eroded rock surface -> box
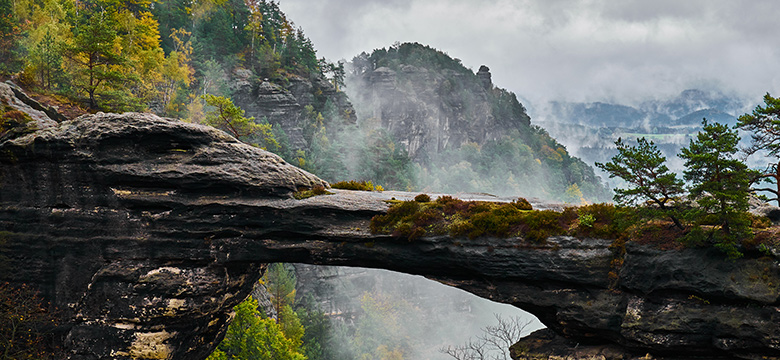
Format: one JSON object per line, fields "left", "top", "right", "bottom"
{"left": 0, "top": 111, "right": 778, "bottom": 360}
{"left": 346, "top": 63, "right": 531, "bottom": 162}
{"left": 231, "top": 70, "right": 356, "bottom": 151}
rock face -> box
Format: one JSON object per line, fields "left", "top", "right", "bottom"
{"left": 346, "top": 61, "right": 530, "bottom": 163}
{"left": 0, "top": 110, "right": 779, "bottom": 359}
{"left": 0, "top": 81, "right": 62, "bottom": 129}
{"left": 231, "top": 70, "right": 356, "bottom": 150}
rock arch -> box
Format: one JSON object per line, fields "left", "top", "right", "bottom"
{"left": 1, "top": 113, "right": 778, "bottom": 359}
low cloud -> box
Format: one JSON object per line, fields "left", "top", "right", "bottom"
{"left": 279, "top": 0, "right": 780, "bottom": 108}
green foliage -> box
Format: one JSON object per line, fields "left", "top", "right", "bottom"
{"left": 512, "top": 197, "right": 533, "bottom": 211}
{"left": 563, "top": 183, "right": 585, "bottom": 204}
{"left": 263, "top": 263, "right": 297, "bottom": 320}
{"left": 356, "top": 130, "right": 415, "bottom": 191}
{"left": 65, "top": 6, "right": 129, "bottom": 109}
{"left": 201, "top": 94, "right": 279, "bottom": 150}
{"left": 293, "top": 185, "right": 333, "bottom": 200}
{"left": 738, "top": 93, "right": 780, "bottom": 156}
{"left": 596, "top": 137, "right": 684, "bottom": 228}
{"left": 737, "top": 93, "right": 780, "bottom": 205}
{"left": 578, "top": 212, "right": 596, "bottom": 228}
{"left": 414, "top": 193, "right": 431, "bottom": 203}
{"left": 293, "top": 295, "right": 330, "bottom": 360}
{"left": 567, "top": 203, "right": 631, "bottom": 239}
{"left": 206, "top": 297, "right": 306, "bottom": 360}
{"left": 418, "top": 133, "right": 611, "bottom": 203}
{"left": 365, "top": 42, "right": 474, "bottom": 77}
{"left": 29, "top": 29, "right": 64, "bottom": 90}
{"left": 331, "top": 180, "right": 377, "bottom": 191}
{"left": 351, "top": 292, "right": 419, "bottom": 360}
{"left": 679, "top": 119, "right": 755, "bottom": 258}
{"left": 371, "top": 196, "right": 638, "bottom": 244}
{"left": 0, "top": 0, "right": 24, "bottom": 75}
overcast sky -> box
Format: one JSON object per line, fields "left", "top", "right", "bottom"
{"left": 277, "top": 0, "right": 780, "bottom": 109}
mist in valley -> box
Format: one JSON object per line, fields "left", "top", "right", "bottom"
{"left": 292, "top": 265, "right": 544, "bottom": 360}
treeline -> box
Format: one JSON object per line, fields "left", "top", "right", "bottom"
{"left": 0, "top": 0, "right": 337, "bottom": 114}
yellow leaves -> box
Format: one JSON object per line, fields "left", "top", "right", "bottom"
{"left": 564, "top": 183, "right": 587, "bottom": 205}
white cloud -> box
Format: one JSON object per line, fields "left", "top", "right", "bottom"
{"left": 278, "top": 0, "right": 780, "bottom": 106}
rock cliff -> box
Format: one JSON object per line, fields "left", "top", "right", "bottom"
{"left": 0, "top": 106, "right": 778, "bottom": 359}
{"left": 347, "top": 46, "right": 531, "bottom": 163}
{"left": 231, "top": 69, "right": 356, "bottom": 151}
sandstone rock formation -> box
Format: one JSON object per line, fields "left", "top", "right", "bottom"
{"left": 231, "top": 70, "right": 356, "bottom": 151}
{"left": 346, "top": 61, "right": 530, "bottom": 163}
{"left": 1, "top": 81, "right": 61, "bottom": 129}
{"left": 0, "top": 108, "right": 778, "bottom": 359}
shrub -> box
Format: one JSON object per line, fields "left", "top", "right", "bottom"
{"left": 331, "top": 180, "right": 375, "bottom": 191}
{"left": 518, "top": 210, "right": 564, "bottom": 243}
{"left": 293, "top": 185, "right": 333, "bottom": 199}
{"left": 414, "top": 193, "right": 431, "bottom": 203}
{"left": 749, "top": 213, "right": 772, "bottom": 229}
{"left": 512, "top": 197, "right": 533, "bottom": 210}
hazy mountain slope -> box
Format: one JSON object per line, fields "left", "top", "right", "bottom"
{"left": 346, "top": 42, "right": 611, "bottom": 202}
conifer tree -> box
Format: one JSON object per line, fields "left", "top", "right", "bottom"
{"left": 596, "top": 137, "right": 684, "bottom": 228}
{"left": 737, "top": 93, "right": 780, "bottom": 205}
{"left": 66, "top": 7, "right": 126, "bottom": 109}
{"left": 206, "top": 297, "right": 306, "bottom": 360}
{"left": 679, "top": 119, "right": 754, "bottom": 258}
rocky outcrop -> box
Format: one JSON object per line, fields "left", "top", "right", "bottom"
{"left": 1, "top": 81, "right": 62, "bottom": 128}
{"left": 231, "top": 69, "right": 356, "bottom": 150}
{"left": 346, "top": 60, "right": 531, "bottom": 162}
{"left": 476, "top": 65, "right": 492, "bottom": 90}
{"left": 0, "top": 110, "right": 778, "bottom": 359}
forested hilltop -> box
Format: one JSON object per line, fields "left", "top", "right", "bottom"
{"left": 347, "top": 43, "right": 611, "bottom": 202}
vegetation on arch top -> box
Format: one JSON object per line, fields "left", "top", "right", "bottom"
{"left": 594, "top": 115, "right": 780, "bottom": 259}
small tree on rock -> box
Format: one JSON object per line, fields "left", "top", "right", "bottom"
{"left": 596, "top": 137, "right": 685, "bottom": 229}
{"left": 737, "top": 93, "right": 780, "bottom": 205}
{"left": 679, "top": 119, "right": 755, "bottom": 258}
{"left": 201, "top": 94, "right": 279, "bottom": 151}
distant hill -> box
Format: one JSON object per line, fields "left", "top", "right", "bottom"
{"left": 346, "top": 42, "right": 611, "bottom": 202}
{"left": 536, "top": 89, "right": 751, "bottom": 180}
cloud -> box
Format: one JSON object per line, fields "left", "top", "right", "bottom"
{"left": 278, "top": 0, "right": 780, "bottom": 107}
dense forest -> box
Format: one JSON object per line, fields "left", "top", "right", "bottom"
{"left": 0, "top": 0, "right": 330, "bottom": 112}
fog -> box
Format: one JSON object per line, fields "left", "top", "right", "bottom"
{"left": 293, "top": 265, "right": 544, "bottom": 360}
{"left": 279, "top": 0, "right": 780, "bottom": 107}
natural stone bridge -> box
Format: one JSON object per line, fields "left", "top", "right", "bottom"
{"left": 1, "top": 111, "right": 778, "bottom": 359}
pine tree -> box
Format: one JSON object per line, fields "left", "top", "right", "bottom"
{"left": 206, "top": 297, "right": 306, "bottom": 360}
{"left": 679, "top": 119, "right": 754, "bottom": 258}
{"left": 263, "top": 263, "right": 296, "bottom": 323}
{"left": 737, "top": 93, "right": 780, "bottom": 205}
{"left": 596, "top": 137, "right": 684, "bottom": 228}
{"left": 65, "top": 7, "right": 126, "bottom": 109}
